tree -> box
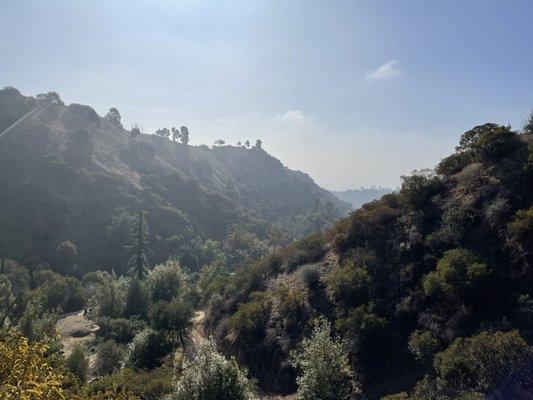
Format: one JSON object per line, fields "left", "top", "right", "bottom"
{"left": 169, "top": 340, "right": 257, "bottom": 400}
{"left": 126, "top": 212, "right": 152, "bottom": 281}
{"left": 245, "top": 140, "right": 250, "bottom": 148}
{"left": 104, "top": 107, "right": 122, "bottom": 127}
{"left": 36, "top": 91, "right": 64, "bottom": 105}
{"left": 26, "top": 237, "right": 36, "bottom": 290}
{"left": 214, "top": 139, "right": 225, "bottom": 146}
{"left": 524, "top": 110, "right": 533, "bottom": 134}
{"left": 155, "top": 128, "right": 170, "bottom": 139}
{"left": 131, "top": 124, "right": 141, "bottom": 138}
{"left": 171, "top": 127, "right": 181, "bottom": 142}
{"left": 180, "top": 126, "right": 190, "bottom": 145}
{"left": 236, "top": 141, "right": 242, "bottom": 147}
{"left": 290, "top": 317, "right": 360, "bottom": 400}
{"left": 1, "top": 207, "right": 5, "bottom": 274}
{"left": 254, "top": 139, "right": 262, "bottom": 149}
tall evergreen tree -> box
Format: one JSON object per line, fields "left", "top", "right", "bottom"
{"left": 0, "top": 207, "right": 5, "bottom": 274}
{"left": 26, "top": 237, "right": 35, "bottom": 290}
{"left": 126, "top": 212, "right": 152, "bottom": 280}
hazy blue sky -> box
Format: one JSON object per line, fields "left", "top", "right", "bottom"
{"left": 1, "top": 1, "right": 531, "bottom": 189}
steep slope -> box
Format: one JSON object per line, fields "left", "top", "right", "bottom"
{"left": 0, "top": 87, "right": 350, "bottom": 274}
{"left": 205, "top": 123, "right": 533, "bottom": 398}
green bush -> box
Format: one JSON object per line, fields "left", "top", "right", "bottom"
{"left": 124, "top": 278, "right": 149, "bottom": 319}
{"left": 408, "top": 330, "right": 439, "bottom": 362}
{"left": 435, "top": 152, "right": 471, "bottom": 176}
{"left": 423, "top": 249, "right": 491, "bottom": 305}
{"left": 95, "top": 340, "right": 123, "bottom": 376}
{"left": 507, "top": 207, "right": 533, "bottom": 250}
{"left": 96, "top": 317, "right": 147, "bottom": 344}
{"left": 85, "top": 366, "right": 174, "bottom": 400}
{"left": 124, "top": 328, "right": 172, "bottom": 370}
{"left": 147, "top": 259, "right": 188, "bottom": 302}
{"left": 433, "top": 330, "right": 531, "bottom": 395}
{"left": 228, "top": 292, "right": 269, "bottom": 345}
{"left": 37, "top": 275, "right": 86, "bottom": 313}
{"left": 326, "top": 262, "right": 371, "bottom": 308}
{"left": 285, "top": 233, "right": 326, "bottom": 269}
{"left": 290, "top": 317, "right": 360, "bottom": 400}
{"left": 457, "top": 123, "right": 518, "bottom": 163}
{"left": 149, "top": 298, "right": 194, "bottom": 345}
{"left": 87, "top": 272, "right": 128, "bottom": 318}
{"left": 66, "top": 344, "right": 90, "bottom": 383}
{"left": 168, "top": 340, "right": 257, "bottom": 400}
{"left": 17, "top": 300, "right": 59, "bottom": 342}
{"left": 399, "top": 169, "right": 442, "bottom": 210}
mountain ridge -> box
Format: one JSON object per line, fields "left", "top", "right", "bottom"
{"left": 0, "top": 87, "right": 350, "bottom": 274}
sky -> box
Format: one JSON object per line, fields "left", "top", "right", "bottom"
{"left": 1, "top": 1, "right": 532, "bottom": 190}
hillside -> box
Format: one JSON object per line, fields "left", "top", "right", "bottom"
{"left": 205, "top": 122, "right": 533, "bottom": 398}
{"left": 0, "top": 87, "right": 350, "bottom": 274}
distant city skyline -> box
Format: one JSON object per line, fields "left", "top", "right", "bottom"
{"left": 1, "top": 0, "right": 531, "bottom": 190}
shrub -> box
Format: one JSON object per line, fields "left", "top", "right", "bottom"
{"left": 285, "top": 233, "right": 326, "bottom": 269}
{"left": 147, "top": 259, "right": 188, "bottom": 302}
{"left": 86, "top": 366, "right": 174, "bottom": 400}
{"left": 87, "top": 272, "right": 128, "bottom": 318}
{"left": 325, "top": 262, "right": 371, "bottom": 308}
{"left": 507, "top": 207, "right": 533, "bottom": 251}
{"left": 228, "top": 292, "right": 269, "bottom": 346}
{"left": 17, "top": 300, "right": 59, "bottom": 342}
{"left": 124, "top": 278, "right": 149, "bottom": 319}
{"left": 37, "top": 275, "right": 86, "bottom": 313}
{"left": 168, "top": 340, "right": 257, "bottom": 400}
{"left": 334, "top": 303, "right": 388, "bottom": 365}
{"left": 423, "top": 249, "right": 491, "bottom": 305}
{"left": 95, "top": 340, "right": 123, "bottom": 376}
{"left": 399, "top": 169, "right": 442, "bottom": 210}
{"left": 0, "top": 329, "right": 138, "bottom": 399}
{"left": 436, "top": 152, "right": 471, "bottom": 176}
{"left": 124, "top": 329, "right": 172, "bottom": 370}
{"left": 457, "top": 123, "right": 518, "bottom": 163}
{"left": 149, "top": 298, "right": 194, "bottom": 346}
{"left": 96, "top": 317, "right": 147, "bottom": 344}
{"left": 66, "top": 344, "right": 89, "bottom": 383}
{"left": 408, "top": 330, "right": 439, "bottom": 362}
{"left": 433, "top": 330, "right": 532, "bottom": 395}
{"left": 290, "top": 317, "right": 360, "bottom": 400}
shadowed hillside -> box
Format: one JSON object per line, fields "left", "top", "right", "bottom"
{"left": 205, "top": 121, "right": 533, "bottom": 398}
{"left": 0, "top": 87, "right": 350, "bottom": 275}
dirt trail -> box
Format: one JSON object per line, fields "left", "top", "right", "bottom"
{"left": 56, "top": 310, "right": 99, "bottom": 373}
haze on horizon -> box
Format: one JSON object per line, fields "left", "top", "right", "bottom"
{"left": 1, "top": 0, "right": 531, "bottom": 190}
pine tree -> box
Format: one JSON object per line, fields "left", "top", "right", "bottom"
{"left": 126, "top": 212, "right": 152, "bottom": 280}
{"left": 1, "top": 207, "right": 5, "bottom": 274}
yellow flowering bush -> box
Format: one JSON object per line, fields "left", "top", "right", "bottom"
{"left": 0, "top": 329, "right": 138, "bottom": 400}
